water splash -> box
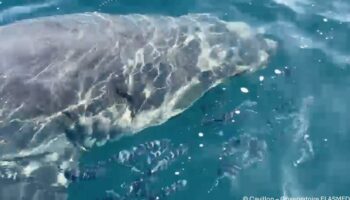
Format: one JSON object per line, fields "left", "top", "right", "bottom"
{"left": 0, "top": 0, "right": 58, "bottom": 23}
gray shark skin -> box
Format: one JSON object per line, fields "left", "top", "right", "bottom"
{"left": 0, "top": 12, "right": 276, "bottom": 199}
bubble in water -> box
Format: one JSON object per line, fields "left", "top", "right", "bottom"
{"left": 240, "top": 87, "right": 249, "bottom": 93}
{"left": 274, "top": 69, "right": 282, "bottom": 75}
{"left": 259, "top": 76, "right": 265, "bottom": 81}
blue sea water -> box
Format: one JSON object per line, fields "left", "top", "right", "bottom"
{"left": 1, "top": 0, "right": 350, "bottom": 200}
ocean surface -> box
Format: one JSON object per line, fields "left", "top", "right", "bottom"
{"left": 1, "top": 0, "right": 350, "bottom": 200}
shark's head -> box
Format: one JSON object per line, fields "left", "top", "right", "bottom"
{"left": 188, "top": 16, "right": 277, "bottom": 81}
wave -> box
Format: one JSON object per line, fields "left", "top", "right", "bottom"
{"left": 281, "top": 96, "right": 314, "bottom": 196}
{"left": 319, "top": 1, "right": 350, "bottom": 23}
{"left": 260, "top": 21, "right": 350, "bottom": 67}
{"left": 0, "top": 0, "right": 58, "bottom": 23}
{"left": 272, "top": 0, "right": 350, "bottom": 23}
{"left": 272, "top": 0, "right": 309, "bottom": 14}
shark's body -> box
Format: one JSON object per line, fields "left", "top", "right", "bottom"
{"left": 0, "top": 12, "right": 275, "bottom": 199}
